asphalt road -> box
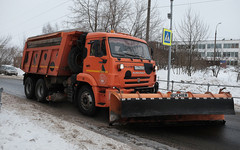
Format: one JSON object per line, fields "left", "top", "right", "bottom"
{"left": 0, "top": 76, "right": 239, "bottom": 150}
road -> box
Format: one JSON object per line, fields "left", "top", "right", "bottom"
{"left": 1, "top": 76, "right": 240, "bottom": 150}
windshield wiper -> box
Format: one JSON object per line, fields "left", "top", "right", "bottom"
{"left": 123, "top": 52, "right": 142, "bottom": 59}
{"left": 112, "top": 53, "right": 125, "bottom": 57}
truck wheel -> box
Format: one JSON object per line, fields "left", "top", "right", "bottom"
{"left": 68, "top": 46, "right": 82, "bottom": 73}
{"left": 24, "top": 77, "right": 35, "bottom": 99}
{"left": 35, "top": 79, "right": 48, "bottom": 102}
{"left": 77, "top": 85, "right": 96, "bottom": 116}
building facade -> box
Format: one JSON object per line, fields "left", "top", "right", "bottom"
{"left": 197, "top": 39, "right": 240, "bottom": 65}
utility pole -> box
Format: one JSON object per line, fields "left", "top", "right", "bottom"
{"left": 146, "top": 0, "right": 151, "bottom": 43}
{"left": 167, "top": 0, "right": 173, "bottom": 91}
{"left": 214, "top": 22, "right": 221, "bottom": 63}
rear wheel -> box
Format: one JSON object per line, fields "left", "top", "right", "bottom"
{"left": 35, "top": 79, "right": 48, "bottom": 102}
{"left": 77, "top": 85, "right": 96, "bottom": 116}
{"left": 24, "top": 77, "right": 35, "bottom": 99}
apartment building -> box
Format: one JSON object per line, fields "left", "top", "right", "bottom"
{"left": 197, "top": 39, "right": 240, "bottom": 65}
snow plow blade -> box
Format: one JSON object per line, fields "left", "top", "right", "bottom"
{"left": 109, "top": 91, "right": 235, "bottom": 125}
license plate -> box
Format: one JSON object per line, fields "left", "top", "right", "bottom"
{"left": 134, "top": 66, "right": 144, "bottom": 70}
{"left": 171, "top": 93, "right": 188, "bottom": 98}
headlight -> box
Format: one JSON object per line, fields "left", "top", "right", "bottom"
{"left": 118, "top": 64, "right": 124, "bottom": 71}
{"left": 153, "top": 66, "right": 158, "bottom": 72}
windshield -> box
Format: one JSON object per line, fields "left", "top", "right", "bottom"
{"left": 109, "top": 38, "right": 151, "bottom": 60}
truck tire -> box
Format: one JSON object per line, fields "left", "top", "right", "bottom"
{"left": 68, "top": 46, "right": 82, "bottom": 73}
{"left": 24, "top": 77, "right": 35, "bottom": 99}
{"left": 35, "top": 79, "right": 48, "bottom": 102}
{"left": 77, "top": 85, "right": 96, "bottom": 116}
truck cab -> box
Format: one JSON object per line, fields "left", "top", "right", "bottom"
{"left": 75, "top": 32, "right": 158, "bottom": 113}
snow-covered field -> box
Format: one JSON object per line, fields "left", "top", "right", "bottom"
{"left": 156, "top": 67, "right": 240, "bottom": 106}
{"left": 0, "top": 94, "right": 135, "bottom": 150}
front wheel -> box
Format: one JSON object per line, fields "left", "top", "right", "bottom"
{"left": 77, "top": 85, "right": 96, "bottom": 116}
{"left": 35, "top": 79, "right": 48, "bottom": 102}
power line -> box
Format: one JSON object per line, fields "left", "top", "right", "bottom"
{"left": 156, "top": 0, "right": 224, "bottom": 9}
{"left": 3, "top": 0, "right": 71, "bottom": 32}
{"left": 10, "top": 0, "right": 51, "bottom": 21}
{"left": 13, "top": 12, "right": 72, "bottom": 39}
{"left": 23, "top": 0, "right": 70, "bottom": 24}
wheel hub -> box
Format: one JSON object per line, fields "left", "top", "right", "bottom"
{"left": 81, "top": 91, "right": 93, "bottom": 110}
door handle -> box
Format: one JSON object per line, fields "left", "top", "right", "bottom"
{"left": 99, "top": 59, "right": 107, "bottom": 64}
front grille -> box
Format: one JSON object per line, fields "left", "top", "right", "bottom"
{"left": 125, "top": 81, "right": 149, "bottom": 84}
{"left": 124, "top": 76, "right": 150, "bottom": 79}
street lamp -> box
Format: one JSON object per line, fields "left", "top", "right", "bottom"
{"left": 214, "top": 22, "right": 221, "bottom": 62}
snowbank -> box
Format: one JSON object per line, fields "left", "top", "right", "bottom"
{"left": 16, "top": 67, "right": 25, "bottom": 76}
{"left": 0, "top": 110, "right": 78, "bottom": 150}
{"left": 156, "top": 67, "right": 240, "bottom": 106}
{"left": 0, "top": 94, "right": 133, "bottom": 150}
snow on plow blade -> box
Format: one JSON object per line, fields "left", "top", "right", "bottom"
{"left": 109, "top": 91, "right": 235, "bottom": 124}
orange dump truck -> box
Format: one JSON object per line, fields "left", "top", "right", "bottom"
{"left": 21, "top": 31, "right": 235, "bottom": 125}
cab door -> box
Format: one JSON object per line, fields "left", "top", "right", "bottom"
{"left": 84, "top": 38, "right": 109, "bottom": 87}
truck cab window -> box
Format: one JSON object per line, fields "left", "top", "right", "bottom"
{"left": 101, "top": 39, "right": 106, "bottom": 56}
{"left": 90, "top": 40, "right": 106, "bottom": 57}
{"left": 90, "top": 40, "right": 100, "bottom": 56}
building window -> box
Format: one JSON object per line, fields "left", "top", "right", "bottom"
{"left": 207, "top": 52, "right": 221, "bottom": 57}
{"left": 200, "top": 52, "right": 205, "bottom": 57}
{"left": 207, "top": 44, "right": 214, "bottom": 49}
{"left": 234, "top": 61, "right": 238, "bottom": 65}
{"left": 223, "top": 43, "right": 239, "bottom": 48}
{"left": 224, "top": 44, "right": 230, "bottom": 48}
{"left": 236, "top": 43, "right": 239, "bottom": 48}
{"left": 216, "top": 52, "right": 221, "bottom": 57}
{"left": 227, "top": 61, "right": 238, "bottom": 66}
{"left": 235, "top": 52, "right": 238, "bottom": 57}
{"left": 198, "top": 44, "right": 206, "bottom": 49}
{"left": 207, "top": 52, "right": 214, "bottom": 57}
{"left": 223, "top": 52, "right": 230, "bottom": 57}
{"left": 216, "top": 44, "right": 222, "bottom": 48}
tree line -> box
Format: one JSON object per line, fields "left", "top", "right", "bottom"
{"left": 2, "top": 0, "right": 225, "bottom": 76}
{"left": 0, "top": 36, "right": 20, "bottom": 66}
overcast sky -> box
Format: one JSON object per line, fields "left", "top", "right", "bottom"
{"left": 0, "top": 0, "right": 239, "bottom": 47}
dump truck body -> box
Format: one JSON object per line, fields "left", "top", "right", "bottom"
{"left": 21, "top": 30, "right": 235, "bottom": 125}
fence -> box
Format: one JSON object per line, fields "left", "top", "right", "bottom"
{"left": 157, "top": 79, "right": 240, "bottom": 99}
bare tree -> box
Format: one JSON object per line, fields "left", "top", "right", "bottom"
{"left": 69, "top": 0, "right": 130, "bottom": 32}
{"left": 69, "top": 0, "right": 162, "bottom": 41}
{"left": 42, "top": 22, "right": 59, "bottom": 34}
{"left": 175, "top": 8, "right": 209, "bottom": 76}
{"left": 119, "top": 0, "right": 146, "bottom": 38}
{"left": 0, "top": 36, "right": 18, "bottom": 65}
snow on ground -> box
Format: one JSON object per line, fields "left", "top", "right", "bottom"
{"left": 156, "top": 66, "right": 240, "bottom": 106}
{"left": 0, "top": 93, "right": 135, "bottom": 150}
{"left": 16, "top": 67, "right": 25, "bottom": 76}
